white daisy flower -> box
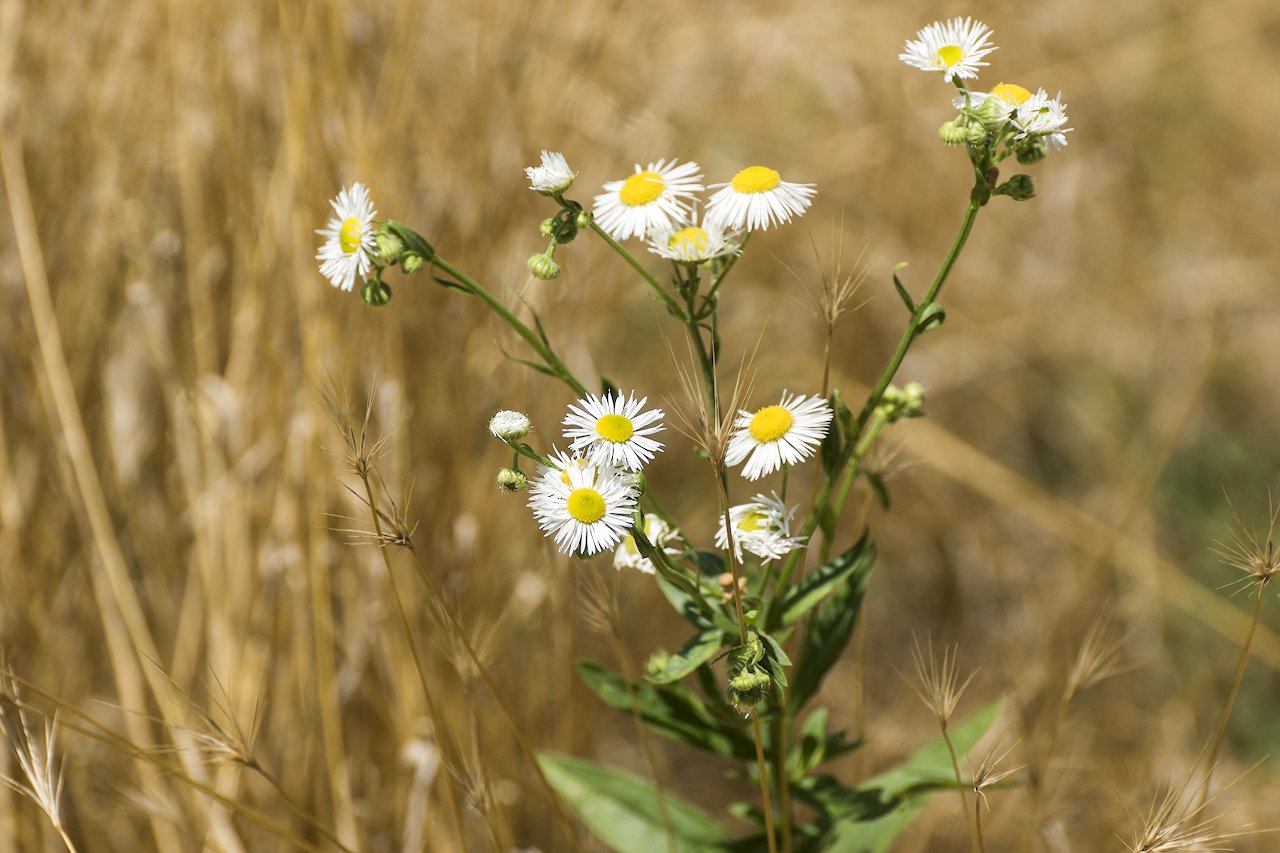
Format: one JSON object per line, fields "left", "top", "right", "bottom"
{"left": 316, "top": 182, "right": 378, "bottom": 292}
{"left": 563, "top": 391, "right": 664, "bottom": 471}
{"left": 953, "top": 82, "right": 1034, "bottom": 119}
{"left": 647, "top": 214, "right": 741, "bottom": 263}
{"left": 715, "top": 493, "right": 806, "bottom": 565}
{"left": 528, "top": 454, "right": 639, "bottom": 556}
{"left": 592, "top": 159, "right": 704, "bottom": 241}
{"left": 489, "top": 410, "right": 532, "bottom": 441}
{"left": 703, "top": 166, "right": 815, "bottom": 233}
{"left": 725, "top": 391, "right": 833, "bottom": 480}
{"left": 899, "top": 18, "right": 997, "bottom": 83}
{"left": 1011, "top": 89, "right": 1072, "bottom": 150}
{"left": 525, "top": 150, "right": 577, "bottom": 195}
{"left": 614, "top": 513, "right": 681, "bottom": 575}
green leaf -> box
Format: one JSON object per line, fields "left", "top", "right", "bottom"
{"left": 915, "top": 302, "right": 946, "bottom": 333}
{"left": 788, "top": 538, "right": 875, "bottom": 711}
{"left": 820, "top": 409, "right": 843, "bottom": 480}
{"left": 891, "top": 263, "right": 914, "bottom": 313}
{"left": 772, "top": 533, "right": 873, "bottom": 630}
{"left": 577, "top": 660, "right": 757, "bottom": 761}
{"left": 538, "top": 753, "right": 730, "bottom": 853}
{"left": 804, "top": 700, "right": 1003, "bottom": 852}
{"left": 792, "top": 709, "right": 864, "bottom": 776}
{"left": 758, "top": 632, "right": 791, "bottom": 690}
{"left": 862, "top": 470, "right": 891, "bottom": 511}
{"left": 648, "top": 629, "right": 731, "bottom": 684}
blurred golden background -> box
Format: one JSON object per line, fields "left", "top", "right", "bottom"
{"left": 3, "top": 0, "right": 1280, "bottom": 849}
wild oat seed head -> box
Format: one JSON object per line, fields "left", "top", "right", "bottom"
{"left": 525, "top": 150, "right": 577, "bottom": 195}
{"left": 528, "top": 452, "right": 639, "bottom": 556}
{"left": 725, "top": 391, "right": 832, "bottom": 480}
{"left": 714, "top": 492, "right": 807, "bottom": 564}
{"left": 316, "top": 182, "right": 378, "bottom": 292}
{"left": 704, "top": 166, "right": 816, "bottom": 232}
{"left": 899, "top": 18, "right": 997, "bottom": 83}
{"left": 562, "top": 390, "right": 664, "bottom": 471}
{"left": 592, "top": 159, "right": 704, "bottom": 241}
{"left": 614, "top": 513, "right": 680, "bottom": 575}
{"left": 489, "top": 410, "right": 532, "bottom": 441}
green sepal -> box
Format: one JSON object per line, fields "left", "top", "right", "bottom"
{"left": 576, "top": 660, "right": 757, "bottom": 762}
{"left": 538, "top": 753, "right": 730, "bottom": 853}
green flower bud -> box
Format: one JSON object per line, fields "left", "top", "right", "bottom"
{"left": 645, "top": 650, "right": 671, "bottom": 679}
{"left": 995, "top": 173, "right": 1036, "bottom": 201}
{"left": 496, "top": 468, "right": 528, "bottom": 492}
{"left": 1015, "top": 140, "right": 1047, "bottom": 165}
{"left": 902, "top": 382, "right": 926, "bottom": 417}
{"left": 539, "top": 218, "right": 557, "bottom": 237}
{"left": 375, "top": 231, "right": 404, "bottom": 261}
{"left": 360, "top": 279, "right": 392, "bottom": 306}
{"left": 401, "top": 253, "right": 424, "bottom": 273}
{"left": 939, "top": 120, "right": 970, "bottom": 146}
{"left": 574, "top": 210, "right": 592, "bottom": 230}
{"left": 727, "top": 669, "right": 772, "bottom": 714}
{"left": 527, "top": 252, "right": 560, "bottom": 280}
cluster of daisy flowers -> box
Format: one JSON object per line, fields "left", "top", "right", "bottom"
{"left": 899, "top": 17, "right": 1071, "bottom": 160}
{"left": 489, "top": 388, "right": 833, "bottom": 569}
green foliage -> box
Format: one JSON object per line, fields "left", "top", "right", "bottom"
{"left": 770, "top": 533, "right": 874, "bottom": 631}
{"left": 648, "top": 628, "right": 733, "bottom": 684}
{"left": 538, "top": 753, "right": 730, "bottom": 853}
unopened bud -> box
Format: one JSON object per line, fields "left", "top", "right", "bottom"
{"left": 527, "top": 252, "right": 560, "bottom": 280}
{"left": 375, "top": 231, "right": 404, "bottom": 261}
{"left": 1015, "top": 140, "right": 1047, "bottom": 165}
{"left": 539, "top": 218, "right": 556, "bottom": 237}
{"left": 995, "top": 173, "right": 1036, "bottom": 201}
{"left": 488, "top": 410, "right": 532, "bottom": 441}
{"left": 401, "top": 253, "right": 424, "bottom": 273}
{"left": 939, "top": 120, "right": 970, "bottom": 146}
{"left": 360, "top": 279, "right": 392, "bottom": 307}
{"left": 574, "top": 210, "right": 592, "bottom": 229}
{"left": 496, "top": 468, "right": 528, "bottom": 492}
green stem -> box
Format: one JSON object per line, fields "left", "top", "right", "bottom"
{"left": 588, "top": 222, "right": 688, "bottom": 320}
{"left": 431, "top": 254, "right": 589, "bottom": 396}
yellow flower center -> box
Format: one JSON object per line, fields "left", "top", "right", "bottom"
{"left": 730, "top": 166, "right": 781, "bottom": 195}
{"left": 736, "top": 510, "right": 768, "bottom": 533}
{"left": 619, "top": 171, "right": 666, "bottom": 206}
{"left": 338, "top": 216, "right": 363, "bottom": 254}
{"left": 567, "top": 488, "right": 607, "bottom": 524}
{"left": 595, "top": 414, "right": 634, "bottom": 443}
{"left": 936, "top": 45, "right": 964, "bottom": 68}
{"left": 748, "top": 405, "right": 793, "bottom": 443}
{"left": 620, "top": 534, "right": 639, "bottom": 557}
{"left": 991, "top": 82, "right": 1032, "bottom": 105}
{"left": 669, "top": 226, "right": 709, "bottom": 252}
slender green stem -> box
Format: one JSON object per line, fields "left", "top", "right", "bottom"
{"left": 1195, "top": 580, "right": 1267, "bottom": 816}
{"left": 431, "top": 254, "right": 589, "bottom": 396}
{"left": 588, "top": 222, "right": 687, "bottom": 319}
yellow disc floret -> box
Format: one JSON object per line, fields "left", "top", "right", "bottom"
{"left": 991, "top": 82, "right": 1032, "bottom": 105}
{"left": 748, "top": 405, "right": 793, "bottom": 443}
{"left": 730, "top": 166, "right": 781, "bottom": 195}
{"left": 936, "top": 45, "right": 964, "bottom": 68}
{"left": 595, "top": 414, "right": 635, "bottom": 444}
{"left": 736, "top": 510, "right": 768, "bottom": 533}
{"left": 619, "top": 171, "right": 666, "bottom": 207}
{"left": 566, "top": 488, "right": 607, "bottom": 524}
{"left": 338, "top": 217, "right": 363, "bottom": 254}
{"left": 669, "top": 227, "right": 709, "bottom": 252}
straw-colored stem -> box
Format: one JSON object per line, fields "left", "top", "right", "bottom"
{"left": 942, "top": 724, "right": 980, "bottom": 853}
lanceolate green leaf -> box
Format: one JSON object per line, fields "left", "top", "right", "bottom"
{"left": 771, "top": 532, "right": 873, "bottom": 630}
{"left": 648, "top": 629, "right": 732, "bottom": 685}
{"left": 788, "top": 538, "right": 876, "bottom": 712}
{"left": 538, "top": 753, "right": 730, "bottom": 853}
{"left": 577, "top": 660, "right": 757, "bottom": 761}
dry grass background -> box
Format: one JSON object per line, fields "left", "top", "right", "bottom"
{"left": 2, "top": 0, "right": 1280, "bottom": 850}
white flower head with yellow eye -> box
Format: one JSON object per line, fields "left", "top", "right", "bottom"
{"left": 592, "top": 159, "right": 704, "bottom": 241}
{"left": 714, "top": 493, "right": 806, "bottom": 565}
{"left": 1012, "top": 89, "right": 1072, "bottom": 150}
{"left": 648, "top": 213, "right": 741, "bottom": 263}
{"left": 614, "top": 513, "right": 681, "bottom": 575}
{"left": 525, "top": 150, "right": 577, "bottom": 195}
{"left": 704, "top": 166, "right": 815, "bottom": 233}
{"left": 900, "top": 18, "right": 997, "bottom": 83}
{"left": 954, "top": 82, "right": 1035, "bottom": 120}
{"left": 316, "top": 182, "right": 378, "bottom": 291}
{"left": 528, "top": 452, "right": 639, "bottom": 556}
{"left": 563, "top": 391, "right": 664, "bottom": 471}
{"left": 726, "top": 391, "right": 833, "bottom": 480}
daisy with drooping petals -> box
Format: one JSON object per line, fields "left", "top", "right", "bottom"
{"left": 528, "top": 454, "right": 639, "bottom": 556}
{"left": 525, "top": 150, "right": 577, "bottom": 195}
{"left": 704, "top": 167, "right": 815, "bottom": 233}
{"left": 715, "top": 493, "right": 806, "bottom": 564}
{"left": 316, "top": 182, "right": 379, "bottom": 292}
{"left": 592, "top": 159, "right": 704, "bottom": 241}
{"left": 647, "top": 214, "right": 741, "bottom": 263}
{"left": 1011, "top": 89, "right": 1072, "bottom": 150}
{"left": 726, "top": 391, "right": 833, "bottom": 480}
{"left": 899, "top": 18, "right": 997, "bottom": 83}
{"left": 614, "top": 513, "right": 681, "bottom": 575}
{"left": 563, "top": 391, "right": 664, "bottom": 471}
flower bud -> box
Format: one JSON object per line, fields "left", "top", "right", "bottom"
{"left": 539, "top": 218, "right": 557, "bottom": 237}
{"left": 995, "top": 173, "right": 1036, "bottom": 201}
{"left": 645, "top": 650, "right": 671, "bottom": 679}
{"left": 574, "top": 210, "right": 592, "bottom": 230}
{"left": 488, "top": 410, "right": 532, "bottom": 441}
{"left": 496, "top": 468, "right": 528, "bottom": 492}
{"left": 1015, "top": 140, "right": 1047, "bottom": 165}
{"left": 939, "top": 120, "right": 970, "bottom": 146}
{"left": 527, "top": 252, "right": 560, "bottom": 280}
{"left": 401, "top": 253, "right": 425, "bottom": 273}
{"left": 360, "top": 279, "right": 392, "bottom": 306}
{"left": 375, "top": 231, "right": 404, "bottom": 261}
